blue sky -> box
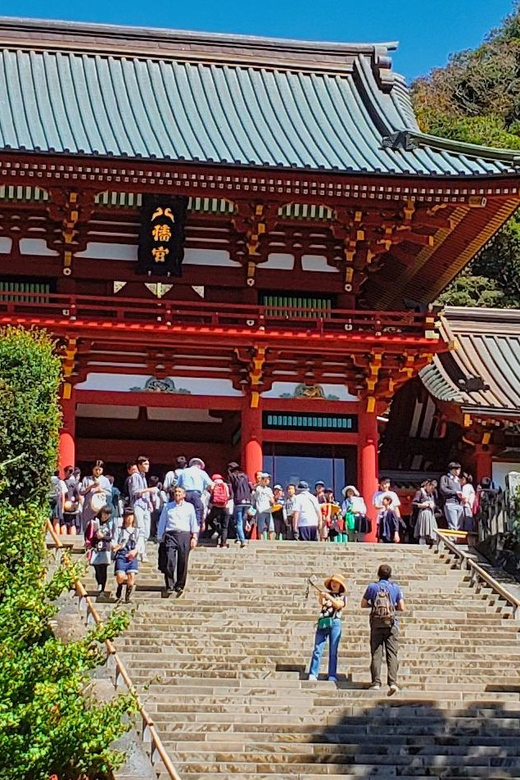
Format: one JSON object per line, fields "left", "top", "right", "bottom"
{"left": 2, "top": 0, "right": 514, "bottom": 80}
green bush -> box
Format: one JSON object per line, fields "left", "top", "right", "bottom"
{"left": 0, "top": 327, "right": 136, "bottom": 779}
{"left": 0, "top": 327, "right": 61, "bottom": 506}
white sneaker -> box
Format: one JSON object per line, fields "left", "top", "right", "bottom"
{"left": 328, "top": 676, "right": 338, "bottom": 682}
{"left": 388, "top": 684, "right": 399, "bottom": 696}
{"left": 308, "top": 674, "right": 318, "bottom": 681}
{"left": 368, "top": 683, "right": 381, "bottom": 690}
{"left": 211, "top": 531, "right": 219, "bottom": 540}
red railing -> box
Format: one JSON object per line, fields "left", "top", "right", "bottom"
{"left": 0, "top": 291, "right": 438, "bottom": 339}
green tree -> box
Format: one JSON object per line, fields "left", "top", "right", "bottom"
{"left": 0, "top": 327, "right": 136, "bottom": 780}
{"left": 0, "top": 327, "right": 61, "bottom": 506}
{"left": 411, "top": 3, "right": 520, "bottom": 307}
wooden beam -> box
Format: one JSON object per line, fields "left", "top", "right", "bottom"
{"left": 76, "top": 389, "right": 242, "bottom": 409}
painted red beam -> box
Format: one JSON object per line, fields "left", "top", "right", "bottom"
{"left": 76, "top": 389, "right": 242, "bottom": 409}
{"left": 264, "top": 429, "right": 359, "bottom": 446}
{"left": 2, "top": 316, "right": 441, "bottom": 354}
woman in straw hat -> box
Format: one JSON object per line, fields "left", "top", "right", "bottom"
{"left": 308, "top": 573, "right": 347, "bottom": 682}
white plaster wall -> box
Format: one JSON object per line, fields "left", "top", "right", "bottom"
{"left": 76, "top": 373, "right": 243, "bottom": 397}
{"left": 492, "top": 462, "right": 520, "bottom": 489}
{"left": 0, "top": 237, "right": 12, "bottom": 253}
{"left": 262, "top": 382, "right": 358, "bottom": 401}
{"left": 19, "top": 238, "right": 59, "bottom": 256}
{"left": 301, "top": 254, "right": 339, "bottom": 273}
{"left": 76, "top": 243, "right": 138, "bottom": 260}
{"left": 183, "top": 248, "right": 241, "bottom": 267}
{"left": 257, "top": 253, "right": 295, "bottom": 270}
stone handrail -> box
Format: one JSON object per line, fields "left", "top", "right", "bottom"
{"left": 435, "top": 529, "right": 520, "bottom": 619}
{"left": 46, "top": 520, "right": 182, "bottom": 780}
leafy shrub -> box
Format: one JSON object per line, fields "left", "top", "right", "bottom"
{"left": 0, "top": 328, "right": 136, "bottom": 779}
{"left": 0, "top": 327, "right": 61, "bottom": 506}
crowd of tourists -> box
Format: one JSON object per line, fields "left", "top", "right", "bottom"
{"left": 48, "top": 457, "right": 488, "bottom": 693}
{"left": 48, "top": 457, "right": 484, "bottom": 602}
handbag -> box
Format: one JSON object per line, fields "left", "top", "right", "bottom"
{"left": 317, "top": 617, "right": 334, "bottom": 630}
{"left": 90, "top": 490, "right": 107, "bottom": 513}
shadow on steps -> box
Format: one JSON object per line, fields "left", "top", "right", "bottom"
{"left": 310, "top": 699, "right": 520, "bottom": 778}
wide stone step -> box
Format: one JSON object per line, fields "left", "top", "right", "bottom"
{"left": 93, "top": 539, "right": 520, "bottom": 777}
{"left": 162, "top": 757, "right": 520, "bottom": 774}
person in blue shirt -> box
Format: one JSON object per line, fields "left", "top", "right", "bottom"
{"left": 361, "top": 564, "right": 405, "bottom": 696}
{"left": 176, "top": 457, "right": 214, "bottom": 529}
{"left": 157, "top": 486, "right": 199, "bottom": 597}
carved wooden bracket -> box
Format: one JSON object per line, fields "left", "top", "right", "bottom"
{"left": 47, "top": 189, "right": 97, "bottom": 276}
{"left": 233, "top": 345, "right": 273, "bottom": 400}
{"left": 232, "top": 201, "right": 278, "bottom": 286}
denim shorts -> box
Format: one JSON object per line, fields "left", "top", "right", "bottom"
{"left": 257, "top": 511, "right": 274, "bottom": 534}
{"left": 114, "top": 556, "right": 138, "bottom": 574}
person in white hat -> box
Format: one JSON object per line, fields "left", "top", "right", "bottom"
{"left": 176, "top": 457, "right": 214, "bottom": 529}
{"left": 341, "top": 485, "right": 369, "bottom": 542}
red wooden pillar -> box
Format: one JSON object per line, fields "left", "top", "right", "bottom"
{"left": 474, "top": 445, "right": 493, "bottom": 484}
{"left": 358, "top": 405, "right": 379, "bottom": 542}
{"left": 241, "top": 398, "right": 263, "bottom": 481}
{"left": 59, "top": 384, "right": 76, "bottom": 476}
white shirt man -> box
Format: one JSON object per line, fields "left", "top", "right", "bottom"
{"left": 372, "top": 479, "right": 401, "bottom": 516}
{"left": 292, "top": 481, "right": 321, "bottom": 542}
{"left": 157, "top": 487, "right": 198, "bottom": 596}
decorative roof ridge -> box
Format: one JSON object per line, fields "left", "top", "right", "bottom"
{"left": 0, "top": 16, "right": 398, "bottom": 74}
{"left": 382, "top": 129, "right": 520, "bottom": 167}
{"left": 444, "top": 306, "right": 520, "bottom": 326}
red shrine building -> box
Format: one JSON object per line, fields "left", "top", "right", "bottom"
{"left": 1, "top": 18, "right": 520, "bottom": 530}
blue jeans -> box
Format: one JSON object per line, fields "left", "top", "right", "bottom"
{"left": 234, "top": 504, "right": 250, "bottom": 543}
{"left": 309, "top": 618, "right": 342, "bottom": 679}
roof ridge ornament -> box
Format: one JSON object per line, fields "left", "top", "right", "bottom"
{"left": 371, "top": 46, "right": 395, "bottom": 92}
{"left": 382, "top": 131, "right": 420, "bottom": 151}
{"left": 383, "top": 129, "right": 520, "bottom": 168}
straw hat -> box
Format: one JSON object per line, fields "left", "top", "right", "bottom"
{"left": 324, "top": 573, "right": 347, "bottom": 593}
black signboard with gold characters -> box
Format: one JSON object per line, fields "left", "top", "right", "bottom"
{"left": 137, "top": 195, "right": 189, "bottom": 276}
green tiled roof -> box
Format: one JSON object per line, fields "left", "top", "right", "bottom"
{"left": 1, "top": 18, "right": 520, "bottom": 176}
{"left": 420, "top": 307, "right": 520, "bottom": 416}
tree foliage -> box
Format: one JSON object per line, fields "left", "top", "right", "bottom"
{"left": 0, "top": 327, "right": 61, "bottom": 506}
{"left": 0, "top": 327, "right": 136, "bottom": 780}
{"left": 411, "top": 3, "right": 520, "bottom": 307}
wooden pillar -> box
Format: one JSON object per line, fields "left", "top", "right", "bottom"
{"left": 358, "top": 405, "right": 379, "bottom": 542}
{"left": 474, "top": 445, "right": 493, "bottom": 484}
{"left": 59, "top": 384, "right": 76, "bottom": 476}
{"left": 241, "top": 398, "right": 263, "bottom": 481}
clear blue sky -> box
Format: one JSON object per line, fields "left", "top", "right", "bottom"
{"left": 2, "top": 0, "right": 514, "bottom": 80}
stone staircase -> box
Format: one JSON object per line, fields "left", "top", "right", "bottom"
{"left": 86, "top": 541, "right": 520, "bottom": 778}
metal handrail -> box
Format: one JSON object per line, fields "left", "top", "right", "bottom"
{"left": 46, "top": 520, "right": 182, "bottom": 780}
{"left": 435, "top": 529, "right": 520, "bottom": 618}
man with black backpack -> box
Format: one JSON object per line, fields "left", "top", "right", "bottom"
{"left": 361, "top": 563, "right": 405, "bottom": 695}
